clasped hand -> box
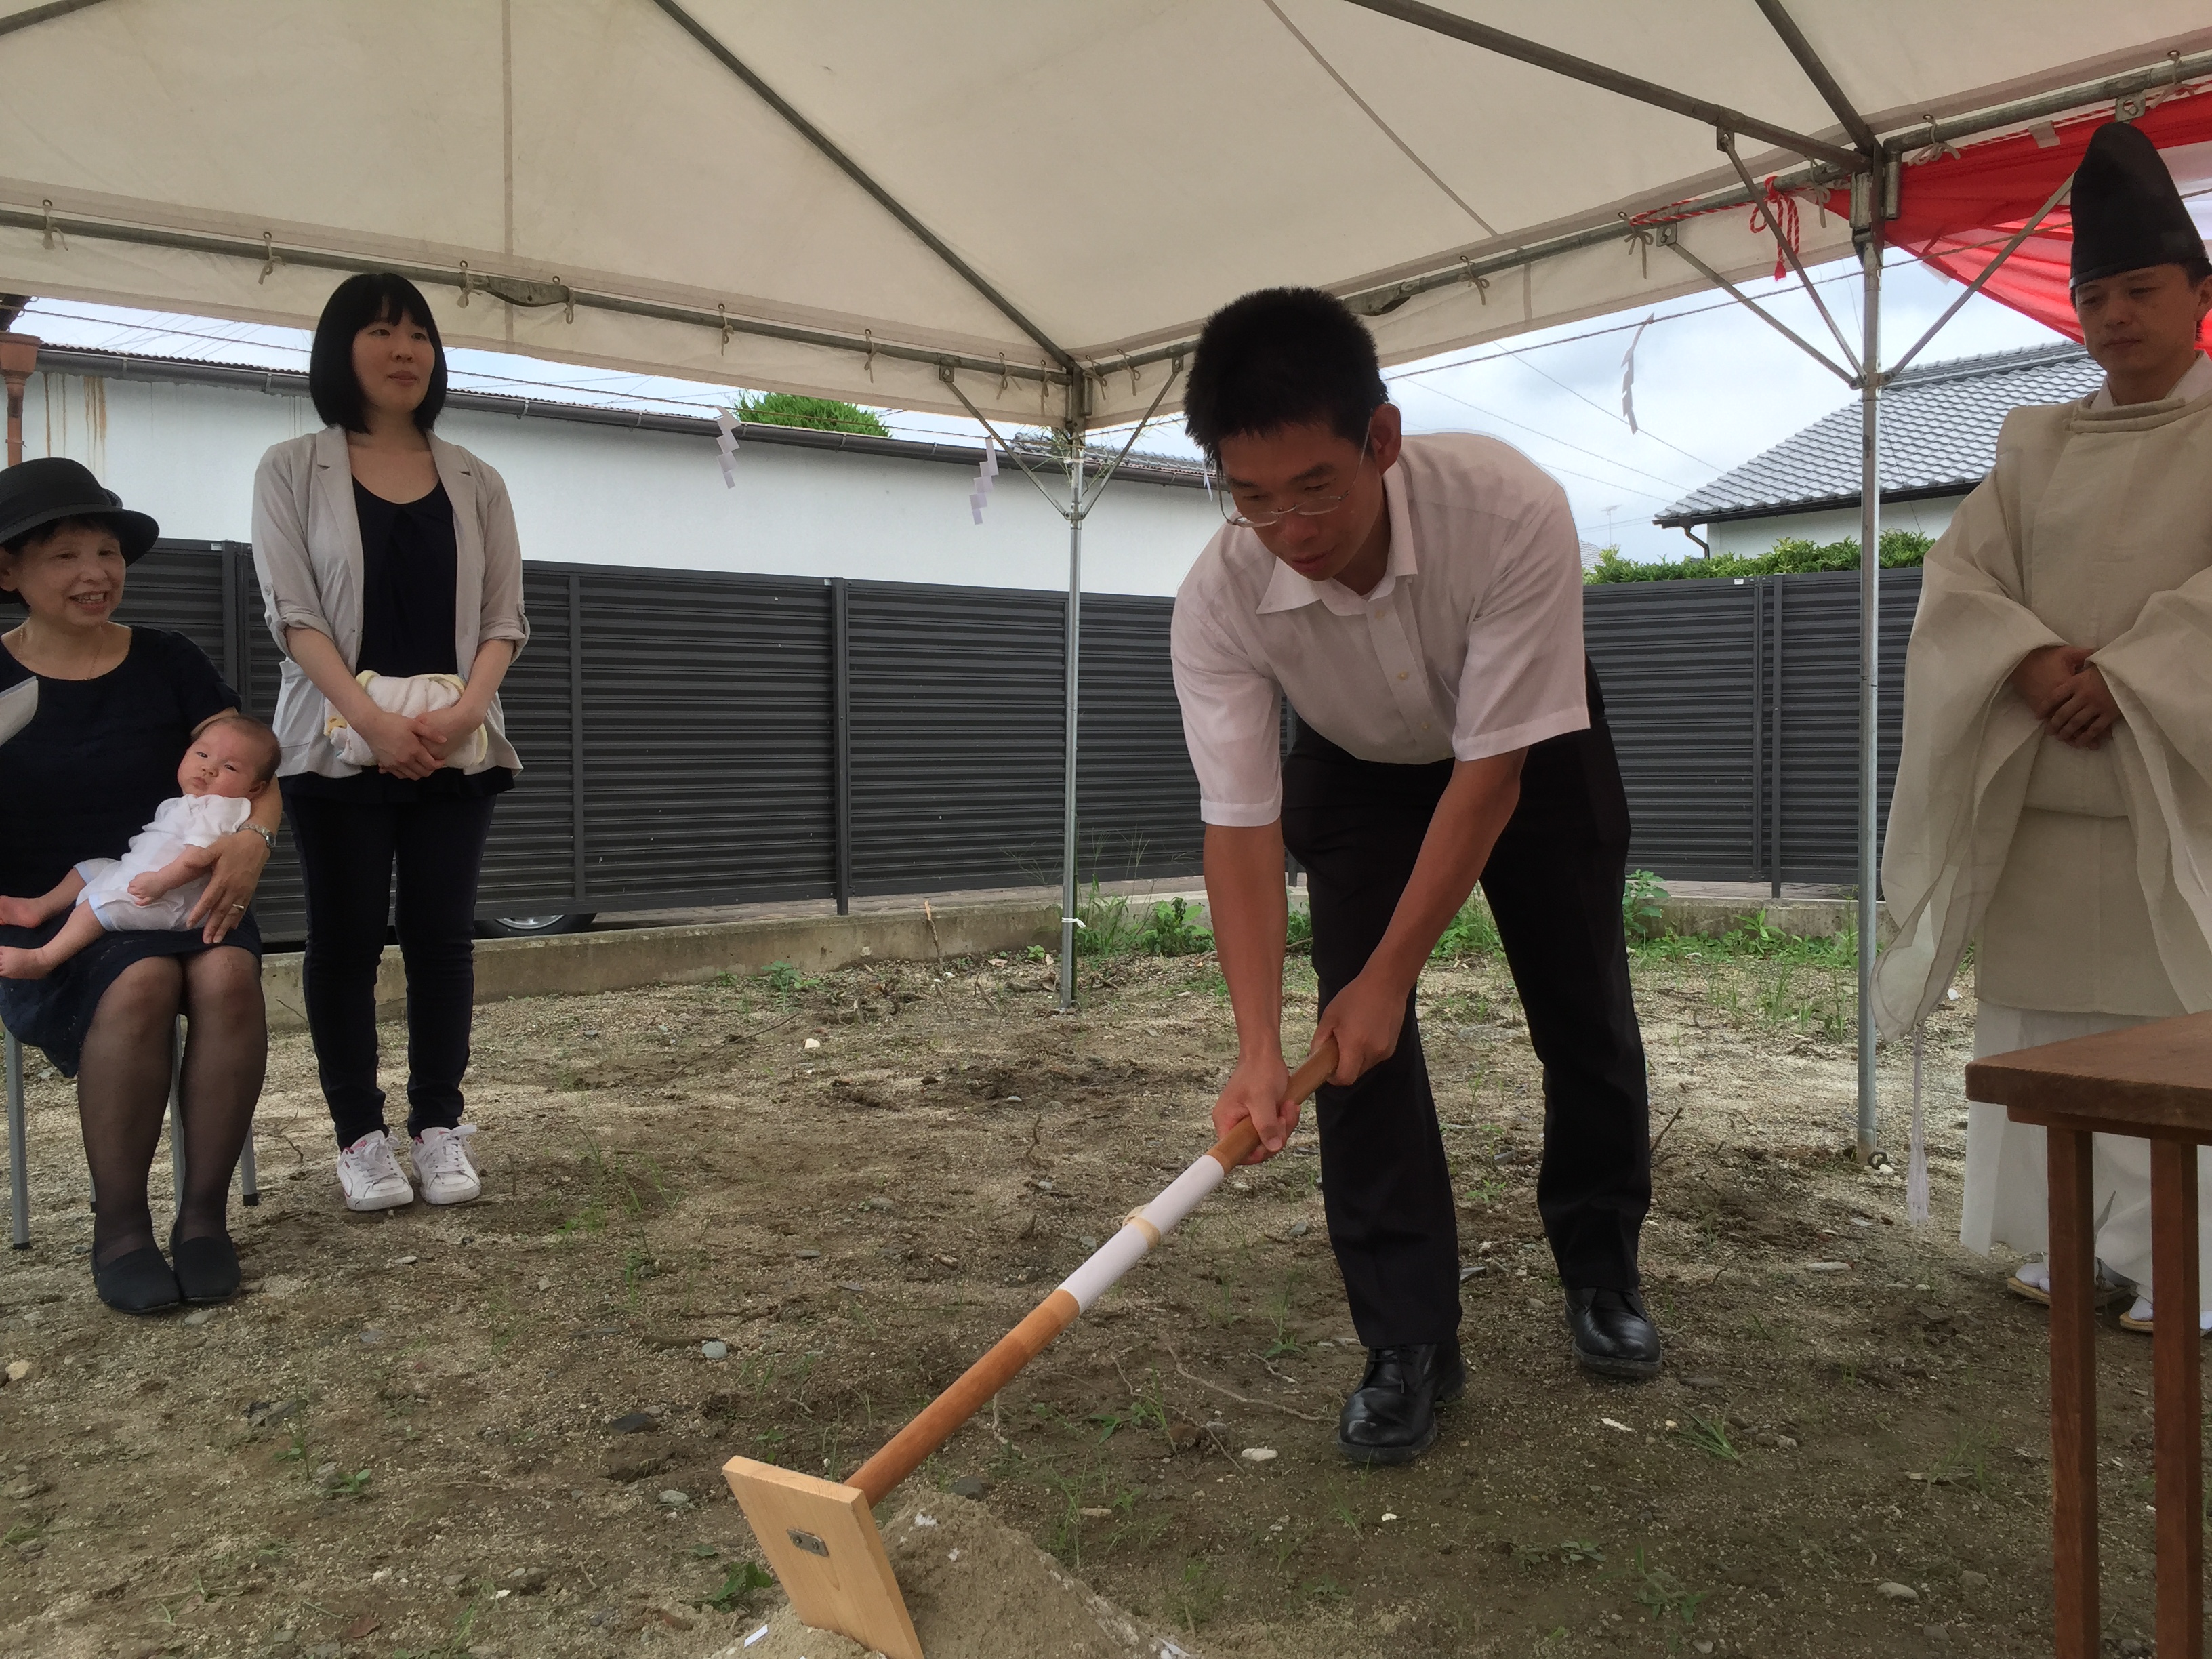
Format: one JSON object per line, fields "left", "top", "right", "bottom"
{"left": 1209, "top": 967, "right": 1406, "bottom": 1166}
{"left": 2012, "top": 644, "right": 2120, "bottom": 749}
{"left": 364, "top": 703, "right": 483, "bottom": 779}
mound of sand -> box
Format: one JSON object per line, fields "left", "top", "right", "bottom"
{"left": 717, "top": 1493, "right": 1193, "bottom": 1659}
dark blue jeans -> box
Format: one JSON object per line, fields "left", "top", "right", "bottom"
{"left": 283, "top": 786, "right": 495, "bottom": 1147}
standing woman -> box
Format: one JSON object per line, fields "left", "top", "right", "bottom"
{"left": 253, "top": 273, "right": 527, "bottom": 1213}
{"left": 0, "top": 459, "right": 278, "bottom": 1311}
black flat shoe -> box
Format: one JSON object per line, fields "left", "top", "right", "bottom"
{"left": 1565, "top": 1286, "right": 1662, "bottom": 1379}
{"left": 169, "top": 1227, "right": 241, "bottom": 1305}
{"left": 92, "top": 1246, "right": 181, "bottom": 1315}
{"left": 1336, "top": 1338, "right": 1464, "bottom": 1465}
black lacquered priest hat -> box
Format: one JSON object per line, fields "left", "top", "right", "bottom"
{"left": 2070, "top": 120, "right": 2207, "bottom": 288}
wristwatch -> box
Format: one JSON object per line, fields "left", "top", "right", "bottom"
{"left": 245, "top": 825, "right": 276, "bottom": 851}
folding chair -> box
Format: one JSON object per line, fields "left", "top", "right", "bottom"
{"left": 5, "top": 1019, "right": 258, "bottom": 1250}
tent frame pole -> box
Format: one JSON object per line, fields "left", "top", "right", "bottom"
{"left": 1059, "top": 448, "right": 1086, "bottom": 1012}
{"left": 1854, "top": 224, "right": 1884, "bottom": 1164}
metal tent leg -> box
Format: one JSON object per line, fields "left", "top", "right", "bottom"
{"left": 1057, "top": 448, "right": 1087, "bottom": 1013}
{"left": 239, "top": 1128, "right": 260, "bottom": 1206}
{"left": 5, "top": 1031, "right": 26, "bottom": 1250}
{"left": 1855, "top": 231, "right": 1884, "bottom": 1162}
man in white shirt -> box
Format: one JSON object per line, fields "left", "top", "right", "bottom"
{"left": 1173, "top": 289, "right": 1658, "bottom": 1466}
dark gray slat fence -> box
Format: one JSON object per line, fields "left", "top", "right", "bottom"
{"left": 110, "top": 542, "right": 1927, "bottom": 929}
{"left": 575, "top": 567, "right": 836, "bottom": 909}
{"left": 1076, "top": 594, "right": 1204, "bottom": 882}
{"left": 844, "top": 581, "right": 1069, "bottom": 896}
{"left": 1583, "top": 579, "right": 1757, "bottom": 881}
{"left": 1762, "top": 568, "right": 1918, "bottom": 885}
{"left": 1583, "top": 567, "right": 1921, "bottom": 887}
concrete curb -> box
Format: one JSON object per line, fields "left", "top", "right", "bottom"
{"left": 253, "top": 891, "right": 1888, "bottom": 1034}
{"left": 258, "top": 900, "right": 1061, "bottom": 1034}
{"left": 1656, "top": 895, "right": 1893, "bottom": 945}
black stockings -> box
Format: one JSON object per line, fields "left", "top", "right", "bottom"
{"left": 74, "top": 949, "right": 264, "bottom": 1265}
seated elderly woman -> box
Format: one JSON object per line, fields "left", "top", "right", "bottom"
{"left": 0, "top": 458, "right": 279, "bottom": 1313}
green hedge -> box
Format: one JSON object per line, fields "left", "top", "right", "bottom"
{"left": 733, "top": 392, "right": 890, "bottom": 437}
{"left": 1585, "top": 529, "right": 1932, "bottom": 584}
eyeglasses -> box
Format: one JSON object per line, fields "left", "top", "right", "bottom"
{"left": 1212, "top": 432, "right": 1372, "bottom": 529}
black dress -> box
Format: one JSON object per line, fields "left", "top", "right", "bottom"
{"left": 0, "top": 628, "right": 259, "bottom": 1075}
{"left": 281, "top": 479, "right": 511, "bottom": 804}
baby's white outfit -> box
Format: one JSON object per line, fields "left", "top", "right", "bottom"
{"left": 77, "top": 794, "right": 253, "bottom": 931}
{"left": 325, "top": 672, "right": 487, "bottom": 770}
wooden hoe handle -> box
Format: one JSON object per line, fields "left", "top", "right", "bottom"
{"left": 847, "top": 1038, "right": 1339, "bottom": 1504}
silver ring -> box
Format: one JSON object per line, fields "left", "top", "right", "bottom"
{"left": 229, "top": 903, "right": 247, "bottom": 912}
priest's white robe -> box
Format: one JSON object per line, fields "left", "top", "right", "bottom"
{"left": 1873, "top": 352, "right": 2212, "bottom": 1305}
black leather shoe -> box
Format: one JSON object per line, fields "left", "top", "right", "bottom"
{"left": 1565, "top": 1286, "right": 1662, "bottom": 1378}
{"left": 92, "top": 1246, "right": 181, "bottom": 1315}
{"left": 1336, "top": 1338, "right": 1465, "bottom": 1465}
{"left": 169, "top": 1225, "right": 241, "bottom": 1305}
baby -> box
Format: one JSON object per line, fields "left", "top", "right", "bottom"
{"left": 0, "top": 714, "right": 281, "bottom": 979}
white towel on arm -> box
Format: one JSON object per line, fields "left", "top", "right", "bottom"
{"left": 324, "top": 671, "right": 488, "bottom": 771}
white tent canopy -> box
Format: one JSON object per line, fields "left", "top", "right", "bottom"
{"left": 1, "top": 1, "right": 2205, "bottom": 428}
{"left": 5, "top": 0, "right": 2209, "bottom": 1146}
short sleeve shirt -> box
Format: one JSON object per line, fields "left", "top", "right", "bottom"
{"left": 1170, "top": 433, "right": 1589, "bottom": 825}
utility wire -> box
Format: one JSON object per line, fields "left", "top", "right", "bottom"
{"left": 1393, "top": 376, "right": 1695, "bottom": 497}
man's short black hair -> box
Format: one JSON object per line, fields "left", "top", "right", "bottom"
{"left": 308, "top": 272, "right": 448, "bottom": 434}
{"left": 1183, "top": 287, "right": 1387, "bottom": 460}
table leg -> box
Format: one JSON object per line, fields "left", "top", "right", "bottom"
{"left": 2150, "top": 1137, "right": 2203, "bottom": 1659}
{"left": 2047, "top": 1125, "right": 2100, "bottom": 1659}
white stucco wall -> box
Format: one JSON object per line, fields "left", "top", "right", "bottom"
{"left": 19, "top": 368, "right": 1223, "bottom": 597}
{"left": 1702, "top": 495, "right": 1966, "bottom": 560}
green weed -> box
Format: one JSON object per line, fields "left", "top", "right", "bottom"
{"left": 1623, "top": 868, "right": 1668, "bottom": 942}
{"left": 701, "top": 1560, "right": 775, "bottom": 1613}
{"left": 1431, "top": 896, "right": 1500, "bottom": 960}
{"left": 1134, "top": 897, "right": 1212, "bottom": 956}
{"left": 1674, "top": 1413, "right": 1739, "bottom": 1461}
{"left": 1624, "top": 1546, "right": 1709, "bottom": 1625}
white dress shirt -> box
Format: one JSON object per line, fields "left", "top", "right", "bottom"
{"left": 2088, "top": 350, "right": 2212, "bottom": 411}
{"left": 1171, "top": 433, "right": 1589, "bottom": 827}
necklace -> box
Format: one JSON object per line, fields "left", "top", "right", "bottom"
{"left": 5, "top": 619, "right": 125, "bottom": 680}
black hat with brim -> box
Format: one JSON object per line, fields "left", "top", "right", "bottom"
{"left": 2071, "top": 121, "right": 2208, "bottom": 288}
{"left": 0, "top": 457, "right": 159, "bottom": 605}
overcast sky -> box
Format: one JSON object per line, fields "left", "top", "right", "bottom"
{"left": 18, "top": 253, "right": 2067, "bottom": 565}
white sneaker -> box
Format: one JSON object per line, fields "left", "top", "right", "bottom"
{"left": 337, "top": 1130, "right": 415, "bottom": 1212}
{"left": 410, "top": 1125, "right": 481, "bottom": 1206}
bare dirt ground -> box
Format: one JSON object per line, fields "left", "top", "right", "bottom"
{"left": 0, "top": 927, "right": 2180, "bottom": 1658}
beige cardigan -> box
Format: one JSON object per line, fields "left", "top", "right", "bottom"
{"left": 1872, "top": 377, "right": 2212, "bottom": 1036}
{"left": 251, "top": 427, "right": 529, "bottom": 779}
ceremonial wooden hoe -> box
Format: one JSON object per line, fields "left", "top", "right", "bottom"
{"left": 720, "top": 1041, "right": 1339, "bottom": 1659}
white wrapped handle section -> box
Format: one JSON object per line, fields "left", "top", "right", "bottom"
{"left": 1056, "top": 1152, "right": 1229, "bottom": 1312}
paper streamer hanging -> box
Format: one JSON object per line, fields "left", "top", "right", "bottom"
{"left": 969, "top": 436, "right": 999, "bottom": 523}
{"left": 715, "top": 409, "right": 739, "bottom": 489}
{"left": 1619, "top": 313, "right": 1656, "bottom": 435}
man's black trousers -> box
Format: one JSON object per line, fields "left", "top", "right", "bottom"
{"left": 1281, "top": 659, "right": 1652, "bottom": 1348}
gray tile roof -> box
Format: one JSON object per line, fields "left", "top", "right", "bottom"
{"left": 1654, "top": 341, "right": 2101, "bottom": 526}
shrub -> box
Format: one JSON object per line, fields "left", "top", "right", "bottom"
{"left": 733, "top": 392, "right": 890, "bottom": 437}
{"left": 1585, "top": 529, "right": 1931, "bottom": 585}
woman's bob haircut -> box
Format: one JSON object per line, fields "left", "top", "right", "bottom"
{"left": 308, "top": 272, "right": 449, "bottom": 434}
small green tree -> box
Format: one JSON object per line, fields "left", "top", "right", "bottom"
{"left": 733, "top": 392, "right": 890, "bottom": 437}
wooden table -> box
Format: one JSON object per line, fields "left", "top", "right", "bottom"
{"left": 1966, "top": 1010, "right": 2212, "bottom": 1659}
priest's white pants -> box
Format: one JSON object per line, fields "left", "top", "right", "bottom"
{"left": 1960, "top": 1001, "right": 2212, "bottom": 1313}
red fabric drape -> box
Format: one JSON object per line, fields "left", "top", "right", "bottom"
{"left": 1822, "top": 92, "right": 2212, "bottom": 348}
